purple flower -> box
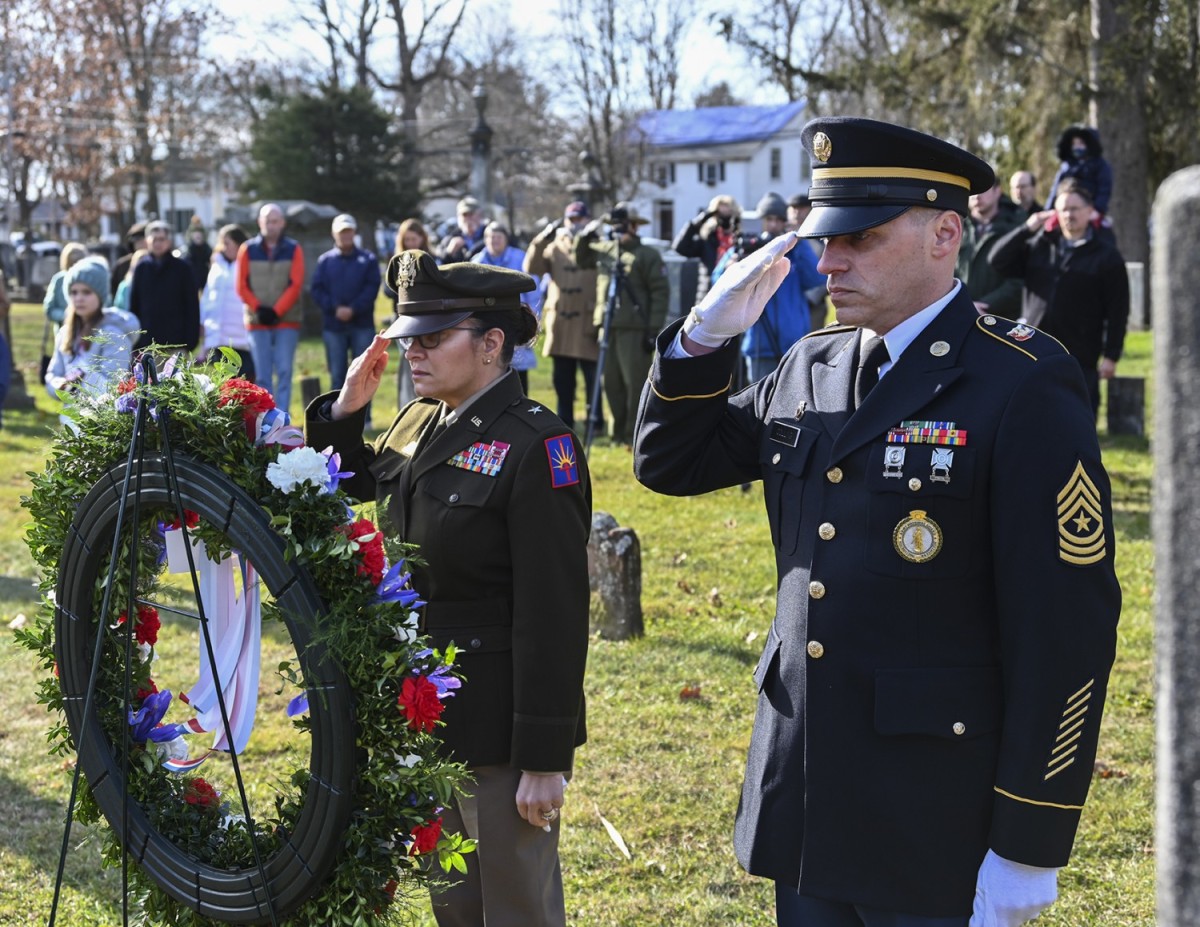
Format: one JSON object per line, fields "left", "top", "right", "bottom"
{"left": 257, "top": 408, "right": 304, "bottom": 448}
{"left": 322, "top": 448, "right": 354, "bottom": 494}
{"left": 424, "top": 664, "right": 461, "bottom": 700}
{"left": 115, "top": 392, "right": 138, "bottom": 414}
{"left": 128, "top": 689, "right": 172, "bottom": 742}
{"left": 286, "top": 693, "right": 309, "bottom": 717}
{"left": 375, "top": 560, "right": 425, "bottom": 607}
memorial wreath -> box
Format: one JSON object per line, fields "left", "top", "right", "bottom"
{"left": 18, "top": 351, "right": 473, "bottom": 926}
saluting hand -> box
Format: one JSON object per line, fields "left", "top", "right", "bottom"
{"left": 682, "top": 231, "right": 796, "bottom": 351}
{"left": 331, "top": 334, "right": 389, "bottom": 420}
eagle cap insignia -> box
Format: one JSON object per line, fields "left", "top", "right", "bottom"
{"left": 394, "top": 251, "right": 419, "bottom": 289}
{"left": 812, "top": 131, "right": 833, "bottom": 163}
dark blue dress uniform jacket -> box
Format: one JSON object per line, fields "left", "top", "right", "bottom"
{"left": 633, "top": 290, "right": 1121, "bottom": 917}
{"left": 307, "top": 370, "right": 591, "bottom": 773}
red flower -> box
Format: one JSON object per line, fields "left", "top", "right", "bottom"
{"left": 167, "top": 509, "right": 200, "bottom": 530}
{"left": 184, "top": 777, "right": 219, "bottom": 808}
{"left": 117, "top": 376, "right": 137, "bottom": 395}
{"left": 118, "top": 605, "right": 161, "bottom": 646}
{"left": 382, "top": 879, "right": 398, "bottom": 900}
{"left": 398, "top": 676, "right": 444, "bottom": 733}
{"left": 340, "top": 518, "right": 386, "bottom": 586}
{"left": 217, "top": 377, "right": 275, "bottom": 438}
{"left": 409, "top": 817, "right": 442, "bottom": 855}
{"left": 136, "top": 679, "right": 159, "bottom": 700}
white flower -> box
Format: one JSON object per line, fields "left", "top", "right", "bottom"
{"left": 194, "top": 374, "right": 215, "bottom": 393}
{"left": 266, "top": 446, "right": 330, "bottom": 494}
{"left": 154, "top": 736, "right": 189, "bottom": 763}
{"left": 394, "top": 752, "right": 422, "bottom": 768}
{"left": 137, "top": 641, "right": 153, "bottom": 663}
{"left": 393, "top": 625, "right": 417, "bottom": 644}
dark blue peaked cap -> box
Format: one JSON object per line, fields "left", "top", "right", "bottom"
{"left": 797, "top": 117, "right": 994, "bottom": 239}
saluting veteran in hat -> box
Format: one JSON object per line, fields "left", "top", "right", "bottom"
{"left": 633, "top": 117, "right": 1120, "bottom": 927}
{"left": 305, "top": 251, "right": 591, "bottom": 927}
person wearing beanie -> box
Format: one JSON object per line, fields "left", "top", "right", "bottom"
{"left": 709, "top": 190, "right": 824, "bottom": 382}
{"left": 43, "top": 242, "right": 90, "bottom": 327}
{"left": 44, "top": 256, "right": 139, "bottom": 428}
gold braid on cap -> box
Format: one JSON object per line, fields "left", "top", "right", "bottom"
{"left": 812, "top": 166, "right": 971, "bottom": 190}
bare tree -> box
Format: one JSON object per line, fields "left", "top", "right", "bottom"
{"left": 634, "top": 0, "right": 693, "bottom": 111}
{"left": 301, "top": 0, "right": 381, "bottom": 89}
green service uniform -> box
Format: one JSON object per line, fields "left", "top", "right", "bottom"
{"left": 574, "top": 232, "right": 669, "bottom": 444}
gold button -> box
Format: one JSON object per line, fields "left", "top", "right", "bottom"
{"left": 952, "top": 722, "right": 966, "bottom": 736}
{"left": 826, "top": 467, "right": 843, "bottom": 484}
{"left": 818, "top": 523, "right": 836, "bottom": 540}
{"left": 772, "top": 452, "right": 781, "bottom": 465}
{"left": 809, "top": 581, "right": 826, "bottom": 599}
{"left": 908, "top": 478, "right": 922, "bottom": 491}
{"left": 983, "top": 315, "right": 997, "bottom": 326}
{"left": 807, "top": 640, "right": 825, "bottom": 659}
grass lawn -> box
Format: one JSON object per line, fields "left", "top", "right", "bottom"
{"left": 0, "top": 300, "right": 1155, "bottom": 925}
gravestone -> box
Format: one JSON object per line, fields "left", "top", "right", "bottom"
{"left": 1106, "top": 376, "right": 1144, "bottom": 436}
{"left": 587, "top": 511, "right": 643, "bottom": 640}
{"left": 300, "top": 376, "right": 323, "bottom": 409}
{"left": 1153, "top": 165, "right": 1200, "bottom": 927}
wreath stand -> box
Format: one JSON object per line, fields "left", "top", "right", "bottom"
{"left": 46, "top": 357, "right": 356, "bottom": 925}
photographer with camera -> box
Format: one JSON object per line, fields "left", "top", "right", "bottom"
{"left": 574, "top": 202, "right": 669, "bottom": 447}
{"left": 711, "top": 192, "right": 825, "bottom": 383}
{"left": 672, "top": 194, "right": 741, "bottom": 298}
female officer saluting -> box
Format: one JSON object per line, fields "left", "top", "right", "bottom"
{"left": 306, "top": 249, "right": 590, "bottom": 927}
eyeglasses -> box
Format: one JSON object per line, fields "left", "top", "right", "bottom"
{"left": 397, "top": 326, "right": 485, "bottom": 352}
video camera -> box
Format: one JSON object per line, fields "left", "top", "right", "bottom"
{"left": 608, "top": 205, "right": 630, "bottom": 236}
{"left": 733, "top": 230, "right": 774, "bottom": 260}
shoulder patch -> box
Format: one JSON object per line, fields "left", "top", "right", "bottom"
{"left": 544, "top": 434, "right": 581, "bottom": 488}
{"left": 1057, "top": 460, "right": 1107, "bottom": 565}
{"left": 974, "top": 315, "right": 1067, "bottom": 359}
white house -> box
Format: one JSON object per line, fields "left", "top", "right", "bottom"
{"left": 629, "top": 100, "right": 810, "bottom": 242}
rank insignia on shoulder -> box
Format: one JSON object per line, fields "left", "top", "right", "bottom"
{"left": 545, "top": 434, "right": 580, "bottom": 488}
{"left": 1057, "top": 461, "right": 1106, "bottom": 565}
{"left": 894, "top": 510, "right": 942, "bottom": 563}
{"left": 448, "top": 441, "right": 510, "bottom": 477}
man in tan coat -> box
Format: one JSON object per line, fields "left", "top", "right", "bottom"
{"left": 524, "top": 200, "right": 600, "bottom": 432}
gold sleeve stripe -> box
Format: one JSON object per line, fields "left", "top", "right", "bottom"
{"left": 1044, "top": 756, "right": 1077, "bottom": 781}
{"left": 1068, "top": 678, "right": 1095, "bottom": 702}
{"left": 1051, "top": 731, "right": 1082, "bottom": 756}
{"left": 994, "top": 786, "right": 1084, "bottom": 810}
{"left": 649, "top": 377, "right": 733, "bottom": 402}
{"left": 812, "top": 165, "right": 971, "bottom": 190}
{"left": 1056, "top": 719, "right": 1086, "bottom": 744}
{"left": 1059, "top": 703, "right": 1090, "bottom": 730}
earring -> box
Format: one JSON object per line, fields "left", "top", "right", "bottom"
{"left": 484, "top": 356, "right": 492, "bottom": 365}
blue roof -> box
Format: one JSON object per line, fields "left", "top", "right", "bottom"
{"left": 635, "top": 101, "right": 806, "bottom": 148}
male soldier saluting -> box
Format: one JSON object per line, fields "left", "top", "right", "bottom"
{"left": 634, "top": 117, "right": 1120, "bottom": 927}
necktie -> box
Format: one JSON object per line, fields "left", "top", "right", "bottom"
{"left": 855, "top": 335, "right": 890, "bottom": 408}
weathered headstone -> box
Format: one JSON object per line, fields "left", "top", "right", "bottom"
{"left": 1127, "top": 261, "right": 1147, "bottom": 330}
{"left": 300, "top": 375, "right": 323, "bottom": 409}
{"left": 1106, "top": 376, "right": 1144, "bottom": 436}
{"left": 587, "top": 511, "right": 643, "bottom": 640}
{"left": 1153, "top": 166, "right": 1200, "bottom": 927}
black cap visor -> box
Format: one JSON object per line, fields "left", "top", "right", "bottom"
{"left": 381, "top": 309, "right": 474, "bottom": 341}
{"left": 797, "top": 203, "right": 914, "bottom": 239}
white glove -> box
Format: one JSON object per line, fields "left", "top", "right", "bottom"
{"left": 969, "top": 849, "right": 1059, "bottom": 927}
{"left": 682, "top": 232, "right": 797, "bottom": 347}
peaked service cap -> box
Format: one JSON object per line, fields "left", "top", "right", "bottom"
{"left": 381, "top": 249, "right": 537, "bottom": 340}
{"left": 797, "top": 116, "right": 994, "bottom": 239}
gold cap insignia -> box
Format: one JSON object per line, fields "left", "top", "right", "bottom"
{"left": 893, "top": 510, "right": 943, "bottom": 563}
{"left": 812, "top": 132, "right": 833, "bottom": 163}
{"left": 926, "top": 188, "right": 938, "bottom": 202}
{"left": 1057, "top": 461, "right": 1106, "bottom": 565}
{"left": 394, "top": 251, "right": 419, "bottom": 289}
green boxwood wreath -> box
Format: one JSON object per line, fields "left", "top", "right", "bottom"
{"left": 19, "top": 355, "right": 474, "bottom": 927}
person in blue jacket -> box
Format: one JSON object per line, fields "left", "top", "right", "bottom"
{"left": 311, "top": 213, "right": 382, "bottom": 394}
{"left": 713, "top": 191, "right": 826, "bottom": 382}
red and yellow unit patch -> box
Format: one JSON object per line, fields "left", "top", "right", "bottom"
{"left": 545, "top": 434, "right": 580, "bottom": 488}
